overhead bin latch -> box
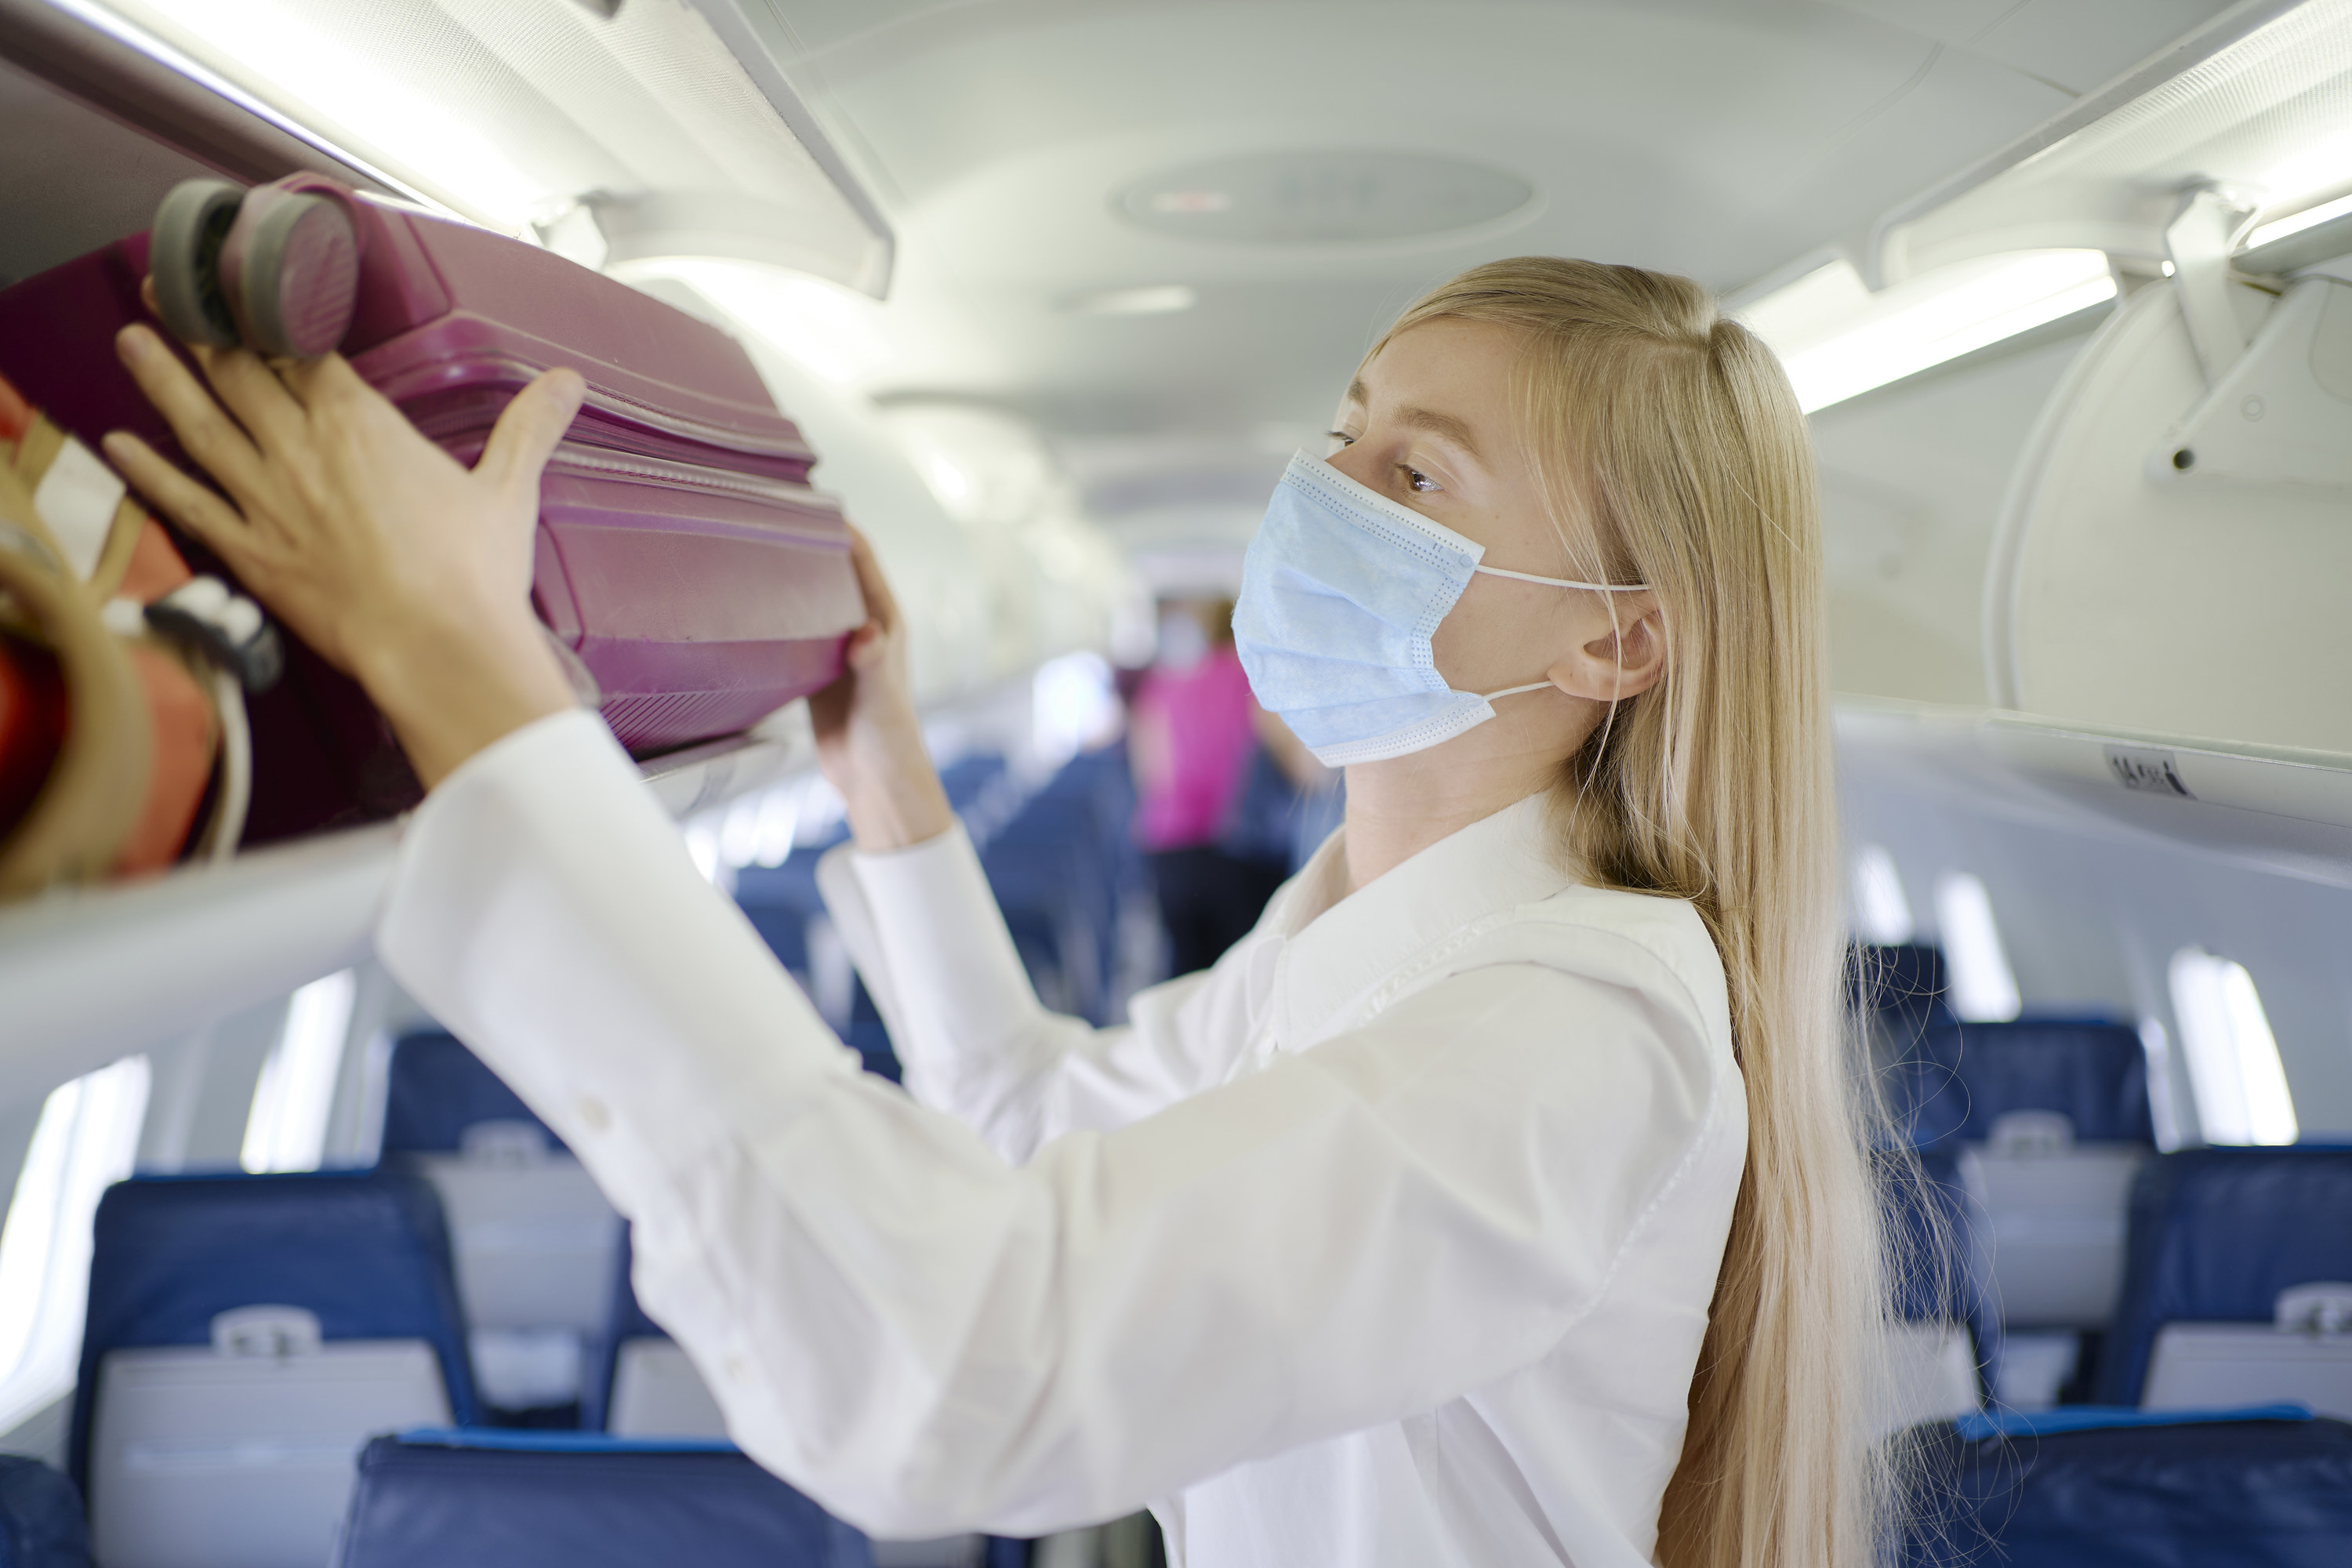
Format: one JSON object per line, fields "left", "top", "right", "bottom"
{"left": 2164, "top": 183, "right": 2263, "bottom": 386}
{"left": 2151, "top": 270, "right": 2352, "bottom": 488}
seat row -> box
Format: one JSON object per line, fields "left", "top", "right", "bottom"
{"left": 1860, "top": 943, "right": 2352, "bottom": 1564}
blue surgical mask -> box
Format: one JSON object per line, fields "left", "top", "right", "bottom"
{"left": 1233, "top": 450, "right": 1647, "bottom": 767}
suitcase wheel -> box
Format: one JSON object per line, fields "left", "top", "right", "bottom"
{"left": 220, "top": 188, "right": 361, "bottom": 360}
{"left": 150, "top": 180, "right": 245, "bottom": 350}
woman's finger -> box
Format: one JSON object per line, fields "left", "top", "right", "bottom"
{"left": 114, "top": 325, "right": 270, "bottom": 500}
{"left": 100, "top": 430, "right": 259, "bottom": 571}
{"left": 476, "top": 368, "right": 586, "bottom": 501}
{"left": 843, "top": 524, "right": 902, "bottom": 633}
{"left": 193, "top": 343, "right": 310, "bottom": 456}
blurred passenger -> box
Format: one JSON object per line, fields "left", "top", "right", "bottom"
{"left": 1250, "top": 706, "right": 1344, "bottom": 872}
{"left": 1127, "top": 597, "right": 1288, "bottom": 974}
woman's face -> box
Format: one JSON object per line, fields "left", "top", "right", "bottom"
{"left": 1326, "top": 318, "right": 1659, "bottom": 722}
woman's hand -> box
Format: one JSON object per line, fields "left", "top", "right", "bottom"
{"left": 103, "top": 320, "right": 585, "bottom": 788}
{"left": 808, "top": 528, "right": 953, "bottom": 852}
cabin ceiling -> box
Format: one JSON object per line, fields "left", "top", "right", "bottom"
{"left": 752, "top": 0, "right": 2240, "bottom": 532}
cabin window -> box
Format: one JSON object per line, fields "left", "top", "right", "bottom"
{"left": 1035, "top": 650, "right": 1121, "bottom": 768}
{"left": 2169, "top": 949, "right": 2298, "bottom": 1146}
{"left": 0, "top": 1057, "right": 151, "bottom": 1432}
{"left": 1933, "top": 872, "right": 2021, "bottom": 1022}
{"left": 1849, "top": 844, "right": 1915, "bottom": 945}
{"left": 241, "top": 969, "right": 358, "bottom": 1174}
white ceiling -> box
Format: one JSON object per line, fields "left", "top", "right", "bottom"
{"left": 747, "top": 0, "right": 2239, "bottom": 529}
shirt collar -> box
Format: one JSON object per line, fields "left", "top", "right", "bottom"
{"left": 1262, "top": 792, "right": 1573, "bottom": 1047}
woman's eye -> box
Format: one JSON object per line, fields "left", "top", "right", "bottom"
{"left": 1325, "top": 430, "right": 1356, "bottom": 451}
{"left": 1402, "top": 466, "right": 1438, "bottom": 494}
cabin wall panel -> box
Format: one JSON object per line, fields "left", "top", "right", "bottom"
{"left": 1846, "top": 760, "right": 2352, "bottom": 1138}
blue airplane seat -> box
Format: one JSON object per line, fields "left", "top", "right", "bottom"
{"left": 0, "top": 1456, "right": 85, "bottom": 1568}
{"left": 1904, "top": 1019, "right": 2154, "bottom": 1147}
{"left": 1900, "top": 1406, "right": 2352, "bottom": 1566}
{"left": 1853, "top": 943, "right": 1955, "bottom": 1029}
{"left": 1882, "top": 1147, "right": 2001, "bottom": 1425}
{"left": 376, "top": 1032, "right": 624, "bottom": 1421}
{"left": 379, "top": 1029, "right": 561, "bottom": 1156}
{"left": 73, "top": 1172, "right": 477, "bottom": 1568}
{"left": 333, "top": 1431, "right": 870, "bottom": 1568}
{"left": 2097, "top": 1147, "right": 2352, "bottom": 1410}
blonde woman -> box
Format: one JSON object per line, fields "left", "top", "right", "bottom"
{"left": 107, "top": 257, "right": 1887, "bottom": 1567}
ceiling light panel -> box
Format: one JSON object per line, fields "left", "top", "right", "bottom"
{"left": 87, "top": 0, "right": 887, "bottom": 289}
{"left": 1878, "top": 0, "right": 2352, "bottom": 280}
{"left": 1742, "top": 250, "right": 2116, "bottom": 413}
{"left": 1117, "top": 151, "right": 1533, "bottom": 245}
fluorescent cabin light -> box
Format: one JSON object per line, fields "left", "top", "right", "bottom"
{"left": 622, "top": 259, "right": 895, "bottom": 386}
{"left": 2248, "top": 189, "right": 2352, "bottom": 250}
{"left": 1741, "top": 252, "right": 2116, "bottom": 414}
{"left": 1064, "top": 285, "right": 1197, "bottom": 316}
{"left": 2259, "top": 126, "right": 2352, "bottom": 212}
{"left": 96, "top": 0, "right": 543, "bottom": 226}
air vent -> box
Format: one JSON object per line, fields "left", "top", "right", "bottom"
{"left": 1117, "top": 151, "right": 1532, "bottom": 245}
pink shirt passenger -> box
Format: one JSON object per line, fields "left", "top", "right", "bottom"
{"left": 1129, "top": 642, "right": 1258, "bottom": 853}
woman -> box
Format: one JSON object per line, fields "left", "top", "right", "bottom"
{"left": 1129, "top": 596, "right": 1291, "bottom": 975}
{"left": 104, "top": 258, "right": 1888, "bottom": 1566}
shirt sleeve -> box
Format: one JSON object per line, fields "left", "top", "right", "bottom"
{"left": 815, "top": 828, "right": 1265, "bottom": 1163}
{"left": 376, "top": 710, "right": 1727, "bottom": 1539}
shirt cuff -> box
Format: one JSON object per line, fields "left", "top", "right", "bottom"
{"left": 819, "top": 822, "right": 1042, "bottom": 1080}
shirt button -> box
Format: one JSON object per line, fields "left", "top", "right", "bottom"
{"left": 576, "top": 1095, "right": 611, "bottom": 1132}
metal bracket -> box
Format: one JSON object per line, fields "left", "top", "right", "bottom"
{"left": 2164, "top": 184, "right": 2262, "bottom": 385}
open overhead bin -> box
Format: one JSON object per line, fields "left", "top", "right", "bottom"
{"left": 57, "top": 0, "right": 892, "bottom": 293}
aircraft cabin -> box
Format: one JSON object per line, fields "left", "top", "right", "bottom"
{"left": 2, "top": 1, "right": 2352, "bottom": 1565}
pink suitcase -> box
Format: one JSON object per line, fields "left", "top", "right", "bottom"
{"left": 0, "top": 176, "right": 861, "bottom": 843}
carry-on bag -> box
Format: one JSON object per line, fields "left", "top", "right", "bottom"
{"left": 0, "top": 174, "right": 862, "bottom": 844}
{"left": 0, "top": 369, "right": 274, "bottom": 898}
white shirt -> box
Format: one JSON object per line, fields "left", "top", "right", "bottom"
{"left": 378, "top": 710, "right": 1745, "bottom": 1566}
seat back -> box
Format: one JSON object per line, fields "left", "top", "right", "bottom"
{"left": 379, "top": 1030, "right": 560, "bottom": 1158}
{"left": 586, "top": 1229, "right": 726, "bottom": 1439}
{"left": 1908, "top": 1020, "right": 2155, "bottom": 1145}
{"left": 1878, "top": 1149, "right": 1998, "bottom": 1432}
{"left": 380, "top": 1032, "right": 622, "bottom": 1413}
{"left": 1900, "top": 1409, "right": 2352, "bottom": 1566}
{"left": 1890, "top": 1018, "right": 2156, "bottom": 1334}
{"left": 72, "top": 1173, "right": 475, "bottom": 1568}
{"left": 1853, "top": 943, "right": 1954, "bottom": 1031}
{"left": 334, "top": 1431, "right": 872, "bottom": 1568}
{"left": 0, "top": 1455, "right": 87, "bottom": 1568}
{"left": 2098, "top": 1147, "right": 2352, "bottom": 1405}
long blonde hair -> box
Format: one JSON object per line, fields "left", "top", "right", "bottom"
{"left": 1369, "top": 259, "right": 1890, "bottom": 1568}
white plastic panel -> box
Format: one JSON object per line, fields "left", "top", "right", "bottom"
{"left": 89, "top": 1338, "right": 450, "bottom": 1568}
{"left": 607, "top": 1336, "right": 727, "bottom": 1439}
{"left": 413, "top": 1149, "right": 621, "bottom": 1335}
{"left": 1961, "top": 1144, "right": 2147, "bottom": 1327}
{"left": 2143, "top": 1323, "right": 2352, "bottom": 1417}
{"left": 1878, "top": 1323, "right": 1983, "bottom": 1436}
{"left": 1987, "top": 277, "right": 2352, "bottom": 753}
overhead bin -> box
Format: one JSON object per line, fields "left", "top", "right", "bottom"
{"left": 71, "top": 0, "right": 891, "bottom": 294}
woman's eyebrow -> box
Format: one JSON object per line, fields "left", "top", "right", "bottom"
{"left": 1345, "top": 377, "right": 1485, "bottom": 461}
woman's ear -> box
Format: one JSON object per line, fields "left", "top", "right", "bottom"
{"left": 1544, "top": 594, "right": 1665, "bottom": 702}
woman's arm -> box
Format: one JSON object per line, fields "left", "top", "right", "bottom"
{"left": 383, "top": 710, "right": 1729, "bottom": 1537}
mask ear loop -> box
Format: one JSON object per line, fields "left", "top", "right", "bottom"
{"left": 1468, "top": 568, "right": 1649, "bottom": 702}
